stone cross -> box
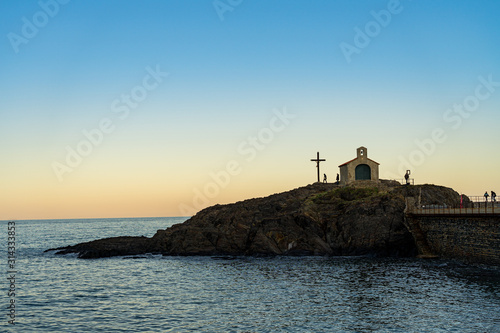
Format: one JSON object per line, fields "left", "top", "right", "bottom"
{"left": 310, "top": 152, "right": 326, "bottom": 183}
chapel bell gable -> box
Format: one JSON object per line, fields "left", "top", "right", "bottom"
{"left": 357, "top": 147, "right": 367, "bottom": 159}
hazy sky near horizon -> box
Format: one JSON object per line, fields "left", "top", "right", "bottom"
{"left": 1, "top": 0, "right": 499, "bottom": 220}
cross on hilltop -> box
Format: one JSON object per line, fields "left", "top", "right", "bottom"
{"left": 310, "top": 152, "right": 326, "bottom": 183}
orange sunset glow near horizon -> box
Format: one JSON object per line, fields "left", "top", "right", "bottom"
{"left": 1, "top": 1, "right": 499, "bottom": 221}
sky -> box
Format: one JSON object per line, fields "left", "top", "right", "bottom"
{"left": 1, "top": 0, "right": 499, "bottom": 220}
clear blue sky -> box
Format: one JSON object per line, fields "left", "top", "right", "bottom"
{"left": 1, "top": 0, "right": 499, "bottom": 219}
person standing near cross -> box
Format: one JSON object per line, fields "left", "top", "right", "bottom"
{"left": 310, "top": 152, "right": 326, "bottom": 183}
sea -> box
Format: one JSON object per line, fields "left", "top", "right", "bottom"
{"left": 0, "top": 217, "right": 499, "bottom": 332}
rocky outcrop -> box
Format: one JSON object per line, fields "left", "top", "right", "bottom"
{"left": 49, "top": 236, "right": 153, "bottom": 259}
{"left": 46, "top": 181, "right": 465, "bottom": 259}
{"left": 149, "top": 182, "right": 411, "bottom": 257}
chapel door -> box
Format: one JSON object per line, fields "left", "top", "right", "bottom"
{"left": 355, "top": 164, "right": 371, "bottom": 180}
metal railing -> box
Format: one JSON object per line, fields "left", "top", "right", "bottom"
{"left": 391, "top": 178, "right": 415, "bottom": 186}
{"left": 466, "top": 195, "right": 497, "bottom": 203}
{"left": 409, "top": 201, "right": 499, "bottom": 215}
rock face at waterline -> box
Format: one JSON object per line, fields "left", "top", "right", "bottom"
{"left": 46, "top": 181, "right": 463, "bottom": 259}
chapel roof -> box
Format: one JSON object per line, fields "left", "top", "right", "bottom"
{"left": 338, "top": 157, "right": 380, "bottom": 168}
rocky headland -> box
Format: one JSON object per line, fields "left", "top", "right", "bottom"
{"left": 46, "top": 181, "right": 469, "bottom": 260}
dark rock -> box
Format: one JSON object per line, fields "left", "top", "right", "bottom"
{"left": 45, "top": 236, "right": 152, "bottom": 259}
{"left": 46, "top": 182, "right": 464, "bottom": 259}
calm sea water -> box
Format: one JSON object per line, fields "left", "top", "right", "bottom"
{"left": 1, "top": 217, "right": 499, "bottom": 332}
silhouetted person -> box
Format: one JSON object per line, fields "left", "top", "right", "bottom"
{"left": 404, "top": 170, "right": 410, "bottom": 185}
{"left": 492, "top": 191, "right": 497, "bottom": 202}
{"left": 336, "top": 173, "right": 339, "bottom": 184}
{"left": 323, "top": 174, "right": 327, "bottom": 183}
